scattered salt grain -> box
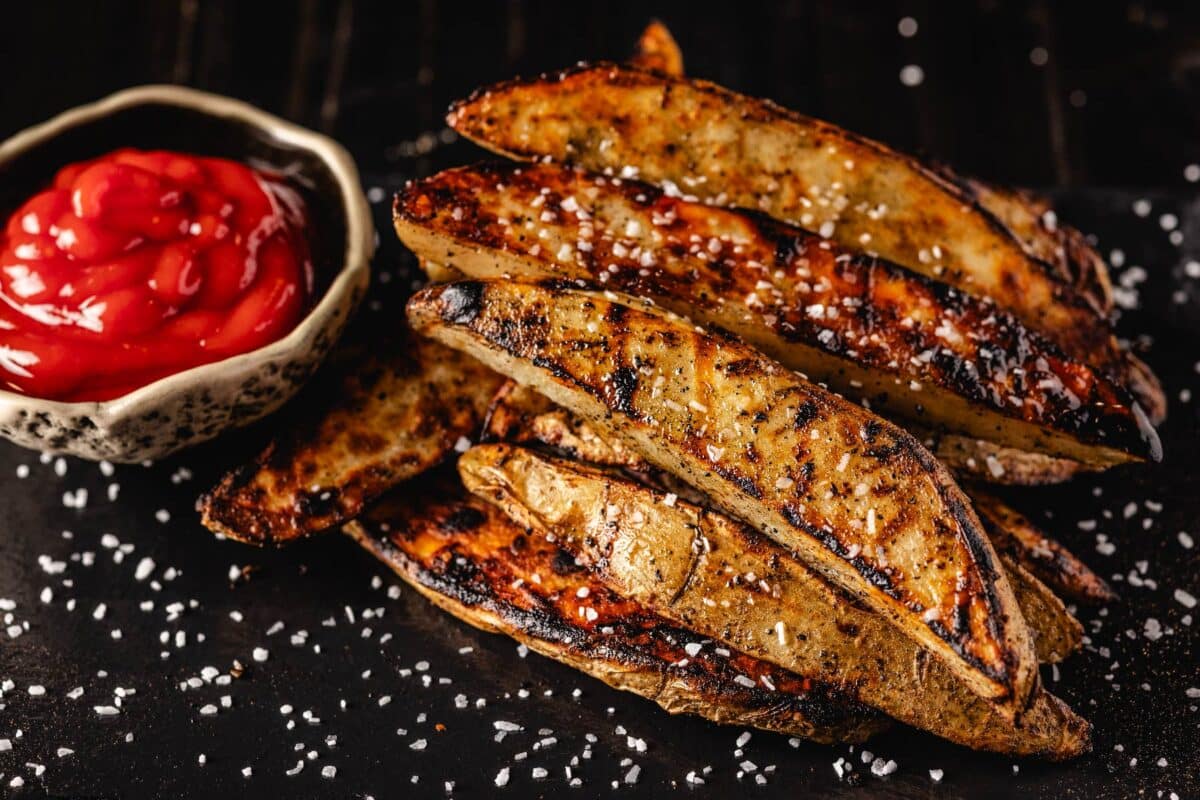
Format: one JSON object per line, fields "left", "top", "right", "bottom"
{"left": 899, "top": 65, "right": 924, "bottom": 87}
{"left": 134, "top": 557, "right": 155, "bottom": 581}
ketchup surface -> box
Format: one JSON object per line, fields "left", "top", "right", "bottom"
{"left": 0, "top": 149, "right": 315, "bottom": 401}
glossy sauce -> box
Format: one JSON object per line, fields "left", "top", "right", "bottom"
{"left": 0, "top": 149, "right": 314, "bottom": 401}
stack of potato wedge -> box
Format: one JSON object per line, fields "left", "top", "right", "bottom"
{"left": 198, "top": 24, "right": 1162, "bottom": 759}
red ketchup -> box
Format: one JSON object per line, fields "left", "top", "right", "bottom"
{"left": 0, "top": 149, "right": 314, "bottom": 401}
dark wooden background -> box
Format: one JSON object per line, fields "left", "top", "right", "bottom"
{"left": 5, "top": 0, "right": 1200, "bottom": 189}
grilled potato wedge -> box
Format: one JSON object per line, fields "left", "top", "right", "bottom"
{"left": 459, "top": 444, "right": 1089, "bottom": 757}
{"left": 199, "top": 335, "right": 503, "bottom": 545}
{"left": 483, "top": 379, "right": 652, "bottom": 471}
{"left": 969, "top": 490, "right": 1116, "bottom": 604}
{"left": 628, "top": 21, "right": 1171, "bottom": 424}
{"left": 629, "top": 21, "right": 1113, "bottom": 323}
{"left": 946, "top": 175, "right": 1112, "bottom": 313}
{"left": 922, "top": 432, "right": 1089, "bottom": 486}
{"left": 395, "top": 163, "right": 1158, "bottom": 467}
{"left": 481, "top": 379, "right": 558, "bottom": 442}
{"left": 629, "top": 20, "right": 684, "bottom": 76}
{"left": 345, "top": 479, "right": 889, "bottom": 743}
{"left": 449, "top": 65, "right": 1124, "bottom": 362}
{"left": 1000, "top": 559, "right": 1082, "bottom": 663}
{"left": 407, "top": 279, "right": 1038, "bottom": 710}
{"left": 478, "top": 390, "right": 1080, "bottom": 661}
{"left": 483, "top": 378, "right": 1090, "bottom": 487}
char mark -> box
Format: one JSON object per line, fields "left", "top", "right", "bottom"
{"left": 439, "top": 282, "right": 485, "bottom": 325}
{"left": 792, "top": 401, "right": 819, "bottom": 430}
{"left": 714, "top": 464, "right": 763, "bottom": 499}
{"left": 294, "top": 487, "right": 343, "bottom": 518}
{"left": 443, "top": 505, "right": 488, "bottom": 533}
{"left": 609, "top": 366, "right": 640, "bottom": 415}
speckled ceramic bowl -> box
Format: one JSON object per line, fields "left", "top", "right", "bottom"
{"left": 0, "top": 86, "right": 373, "bottom": 462}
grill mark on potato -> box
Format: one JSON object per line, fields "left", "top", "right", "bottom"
{"left": 608, "top": 365, "right": 640, "bottom": 415}
{"left": 792, "top": 401, "right": 819, "bottom": 431}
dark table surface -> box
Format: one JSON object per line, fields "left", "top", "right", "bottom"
{"left": 1, "top": 3, "right": 1199, "bottom": 798}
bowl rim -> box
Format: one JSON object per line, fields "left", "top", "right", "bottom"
{"left": 0, "top": 84, "right": 374, "bottom": 419}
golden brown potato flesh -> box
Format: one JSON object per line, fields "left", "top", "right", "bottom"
{"left": 478, "top": 391, "right": 1080, "bottom": 663}
{"left": 449, "top": 65, "right": 1128, "bottom": 365}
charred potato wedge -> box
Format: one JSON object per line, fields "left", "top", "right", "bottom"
{"left": 459, "top": 444, "right": 1089, "bottom": 757}
{"left": 395, "top": 163, "right": 1158, "bottom": 467}
{"left": 199, "top": 335, "right": 503, "bottom": 545}
{"left": 999, "top": 558, "right": 1082, "bottom": 663}
{"left": 629, "top": 20, "right": 684, "bottom": 76}
{"left": 969, "top": 490, "right": 1116, "bottom": 604}
{"left": 345, "top": 480, "right": 888, "bottom": 743}
{"left": 634, "top": 21, "right": 1144, "bottom": 419}
{"left": 481, "top": 380, "right": 557, "bottom": 442}
{"left": 947, "top": 174, "right": 1112, "bottom": 313}
{"left": 483, "top": 380, "right": 650, "bottom": 470}
{"left": 447, "top": 64, "right": 1143, "bottom": 377}
{"left": 922, "top": 432, "right": 1090, "bottom": 486}
{"left": 631, "top": 22, "right": 1113, "bottom": 322}
{"left": 407, "top": 279, "right": 1039, "bottom": 710}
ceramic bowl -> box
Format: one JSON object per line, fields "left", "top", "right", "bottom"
{"left": 0, "top": 85, "right": 374, "bottom": 462}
